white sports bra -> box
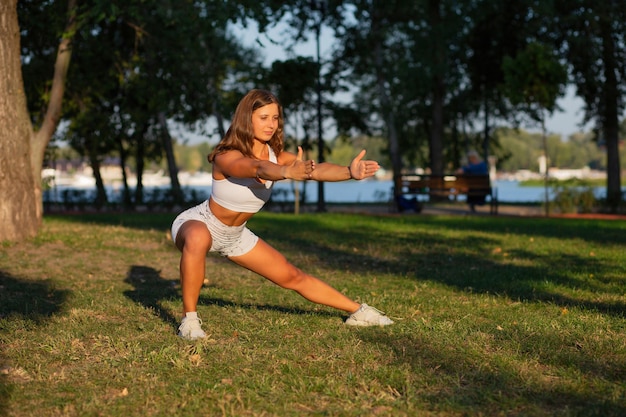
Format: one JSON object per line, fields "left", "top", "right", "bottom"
{"left": 211, "top": 145, "right": 277, "bottom": 213}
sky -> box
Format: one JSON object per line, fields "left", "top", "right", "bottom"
{"left": 542, "top": 86, "right": 592, "bottom": 137}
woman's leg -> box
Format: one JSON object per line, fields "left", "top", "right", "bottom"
{"left": 229, "top": 238, "right": 360, "bottom": 313}
{"left": 175, "top": 220, "right": 212, "bottom": 315}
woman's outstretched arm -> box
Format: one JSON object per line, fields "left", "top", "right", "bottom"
{"left": 309, "top": 150, "right": 380, "bottom": 182}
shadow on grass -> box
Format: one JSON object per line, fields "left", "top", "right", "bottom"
{"left": 123, "top": 266, "right": 180, "bottom": 329}
{"left": 361, "top": 331, "right": 626, "bottom": 416}
{"left": 46, "top": 211, "right": 177, "bottom": 232}
{"left": 123, "top": 266, "right": 341, "bottom": 335}
{"left": 70, "top": 211, "right": 623, "bottom": 319}
{"left": 51, "top": 211, "right": 625, "bottom": 317}
{"left": 46, "top": 208, "right": 626, "bottom": 245}
{"left": 0, "top": 270, "right": 71, "bottom": 416}
{"left": 415, "top": 214, "right": 626, "bottom": 246}
{"left": 251, "top": 213, "right": 626, "bottom": 318}
{"left": 197, "top": 296, "right": 342, "bottom": 320}
{"left": 0, "top": 270, "right": 70, "bottom": 321}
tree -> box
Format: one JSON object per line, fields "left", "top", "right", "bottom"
{"left": 328, "top": 1, "right": 420, "bottom": 184}
{"left": 555, "top": 0, "right": 626, "bottom": 210}
{"left": 502, "top": 41, "right": 568, "bottom": 215}
{"left": 464, "top": 0, "right": 549, "bottom": 166}
{"left": 266, "top": 0, "right": 343, "bottom": 212}
{"left": 0, "top": 0, "right": 76, "bottom": 241}
{"left": 330, "top": 0, "right": 472, "bottom": 188}
{"left": 266, "top": 57, "right": 320, "bottom": 212}
{"left": 29, "top": 0, "right": 262, "bottom": 212}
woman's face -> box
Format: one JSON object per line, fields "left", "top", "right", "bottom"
{"left": 251, "top": 103, "right": 279, "bottom": 142}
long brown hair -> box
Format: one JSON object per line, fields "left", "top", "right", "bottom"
{"left": 208, "top": 89, "right": 284, "bottom": 162}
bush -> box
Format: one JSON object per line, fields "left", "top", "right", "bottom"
{"left": 549, "top": 179, "right": 598, "bottom": 213}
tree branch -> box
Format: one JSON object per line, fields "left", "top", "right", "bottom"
{"left": 33, "top": 0, "right": 77, "bottom": 148}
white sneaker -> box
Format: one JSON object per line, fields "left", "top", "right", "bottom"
{"left": 345, "top": 304, "right": 394, "bottom": 326}
{"left": 177, "top": 312, "right": 206, "bottom": 340}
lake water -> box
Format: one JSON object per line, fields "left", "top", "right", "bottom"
{"left": 267, "top": 179, "right": 618, "bottom": 204}
{"left": 46, "top": 179, "right": 617, "bottom": 204}
{"left": 271, "top": 180, "right": 554, "bottom": 204}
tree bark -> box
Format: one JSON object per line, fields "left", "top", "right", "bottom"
{"left": 0, "top": 0, "right": 38, "bottom": 241}
{"left": 0, "top": 0, "right": 76, "bottom": 241}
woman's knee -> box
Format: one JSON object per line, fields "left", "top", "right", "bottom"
{"left": 176, "top": 221, "right": 211, "bottom": 253}
{"left": 279, "top": 265, "right": 308, "bottom": 290}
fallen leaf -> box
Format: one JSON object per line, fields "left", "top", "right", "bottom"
{"left": 189, "top": 354, "right": 202, "bottom": 366}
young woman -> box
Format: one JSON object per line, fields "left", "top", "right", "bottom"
{"left": 171, "top": 89, "right": 393, "bottom": 340}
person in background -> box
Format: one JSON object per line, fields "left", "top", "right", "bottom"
{"left": 457, "top": 150, "right": 488, "bottom": 176}
{"left": 456, "top": 150, "right": 489, "bottom": 212}
{"left": 170, "top": 89, "right": 393, "bottom": 340}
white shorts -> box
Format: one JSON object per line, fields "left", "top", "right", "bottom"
{"left": 171, "top": 201, "right": 259, "bottom": 257}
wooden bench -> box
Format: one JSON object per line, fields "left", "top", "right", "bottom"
{"left": 393, "top": 174, "right": 498, "bottom": 214}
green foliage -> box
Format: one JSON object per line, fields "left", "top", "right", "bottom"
{"left": 173, "top": 143, "right": 211, "bottom": 173}
{"left": 17, "top": 0, "right": 71, "bottom": 126}
{"left": 20, "top": 0, "right": 262, "bottom": 200}
{"left": 549, "top": 179, "right": 599, "bottom": 214}
{"left": 267, "top": 57, "right": 318, "bottom": 108}
{"left": 502, "top": 42, "right": 568, "bottom": 120}
{"left": 495, "top": 128, "right": 605, "bottom": 172}
{"left": 1, "top": 212, "right": 625, "bottom": 415}
{"left": 327, "top": 135, "right": 389, "bottom": 168}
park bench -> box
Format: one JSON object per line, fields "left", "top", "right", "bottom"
{"left": 393, "top": 174, "right": 498, "bottom": 214}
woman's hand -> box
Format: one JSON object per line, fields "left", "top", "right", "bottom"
{"left": 283, "top": 146, "right": 316, "bottom": 180}
{"left": 348, "top": 150, "right": 380, "bottom": 180}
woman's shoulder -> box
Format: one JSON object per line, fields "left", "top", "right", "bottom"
{"left": 214, "top": 148, "right": 245, "bottom": 161}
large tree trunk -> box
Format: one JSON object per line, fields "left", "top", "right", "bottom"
{"left": 0, "top": 0, "right": 75, "bottom": 241}
{"left": 600, "top": 14, "right": 622, "bottom": 211}
{"left": 0, "top": 0, "right": 38, "bottom": 241}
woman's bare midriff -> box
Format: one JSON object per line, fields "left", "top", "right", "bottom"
{"left": 208, "top": 198, "right": 256, "bottom": 227}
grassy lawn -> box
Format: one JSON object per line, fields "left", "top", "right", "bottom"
{"left": 1, "top": 210, "right": 625, "bottom": 416}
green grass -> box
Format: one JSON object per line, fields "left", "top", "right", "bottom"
{"left": 519, "top": 178, "right": 609, "bottom": 187}
{"left": 1, "top": 210, "right": 625, "bottom": 416}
